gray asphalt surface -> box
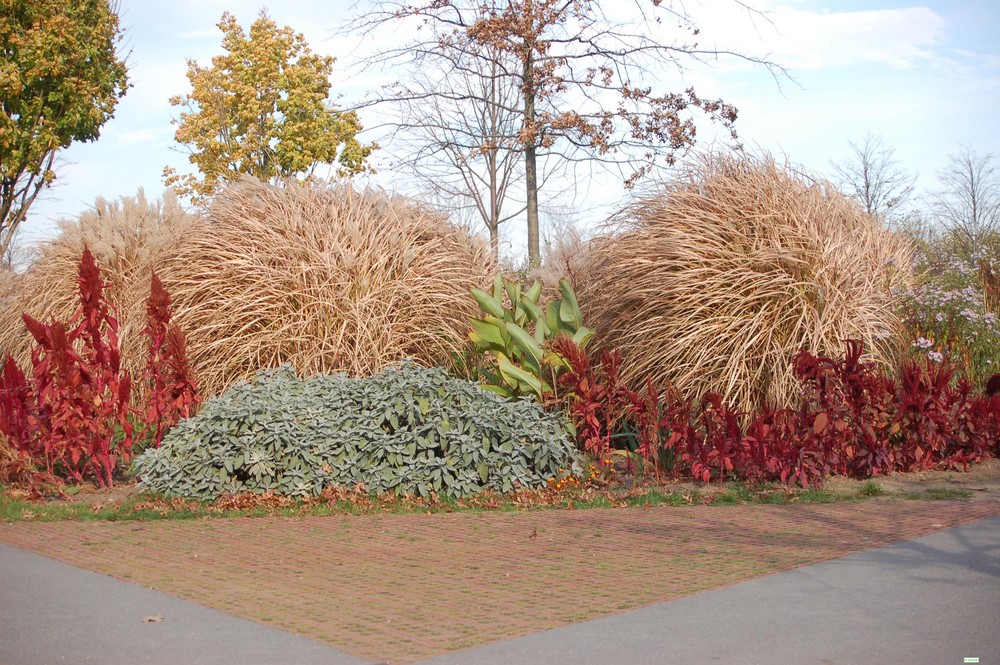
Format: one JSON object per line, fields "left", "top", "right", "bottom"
{"left": 0, "top": 543, "right": 366, "bottom": 665}
{"left": 2, "top": 515, "right": 997, "bottom": 665}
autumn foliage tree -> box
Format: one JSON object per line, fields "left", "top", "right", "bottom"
{"left": 165, "top": 11, "right": 375, "bottom": 202}
{"left": 0, "top": 0, "right": 129, "bottom": 263}
{"left": 349, "top": 0, "right": 778, "bottom": 265}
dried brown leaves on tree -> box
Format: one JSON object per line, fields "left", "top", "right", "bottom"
{"left": 346, "top": 0, "right": 783, "bottom": 265}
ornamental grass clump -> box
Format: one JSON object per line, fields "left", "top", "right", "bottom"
{"left": 580, "top": 152, "right": 912, "bottom": 413}
{"left": 0, "top": 190, "right": 199, "bottom": 383}
{"left": 132, "top": 361, "right": 578, "bottom": 499}
{"left": 145, "top": 178, "right": 495, "bottom": 397}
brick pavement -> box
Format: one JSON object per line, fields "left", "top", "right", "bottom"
{"left": 1, "top": 500, "right": 997, "bottom": 664}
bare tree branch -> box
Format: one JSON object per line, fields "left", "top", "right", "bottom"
{"left": 932, "top": 146, "right": 1000, "bottom": 258}
{"left": 341, "top": 0, "right": 788, "bottom": 265}
{"left": 831, "top": 133, "right": 916, "bottom": 227}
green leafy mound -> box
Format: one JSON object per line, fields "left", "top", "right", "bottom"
{"left": 131, "top": 361, "right": 578, "bottom": 499}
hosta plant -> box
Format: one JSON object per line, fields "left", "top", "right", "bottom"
{"left": 132, "top": 360, "right": 579, "bottom": 500}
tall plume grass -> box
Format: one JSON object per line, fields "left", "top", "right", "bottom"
{"left": 0, "top": 190, "right": 199, "bottom": 380}
{"left": 142, "top": 178, "right": 495, "bottom": 397}
{"left": 580, "top": 152, "right": 913, "bottom": 413}
{"left": 530, "top": 222, "right": 590, "bottom": 295}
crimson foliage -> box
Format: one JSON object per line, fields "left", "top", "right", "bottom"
{"left": 141, "top": 271, "right": 200, "bottom": 448}
{"left": 0, "top": 250, "right": 201, "bottom": 488}
{"left": 1, "top": 248, "right": 133, "bottom": 487}
{"left": 557, "top": 339, "right": 1000, "bottom": 487}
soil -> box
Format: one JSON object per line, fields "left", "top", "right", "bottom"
{"left": 823, "top": 457, "right": 1000, "bottom": 503}
{"left": 49, "top": 481, "right": 142, "bottom": 507}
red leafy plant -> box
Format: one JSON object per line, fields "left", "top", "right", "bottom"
{"left": 0, "top": 249, "right": 201, "bottom": 489}
{"left": 1, "top": 248, "right": 133, "bottom": 487}
{"left": 791, "top": 340, "right": 897, "bottom": 478}
{"left": 551, "top": 336, "right": 635, "bottom": 467}
{"left": 553, "top": 337, "right": 999, "bottom": 489}
{"left": 894, "top": 361, "right": 997, "bottom": 471}
{"left": 141, "top": 271, "right": 200, "bottom": 448}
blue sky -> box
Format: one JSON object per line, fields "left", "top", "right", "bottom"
{"left": 18, "top": 0, "right": 1000, "bottom": 255}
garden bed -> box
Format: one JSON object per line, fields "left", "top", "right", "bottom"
{"left": 3, "top": 458, "right": 997, "bottom": 523}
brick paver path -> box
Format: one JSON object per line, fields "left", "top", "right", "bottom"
{"left": 2, "top": 500, "right": 997, "bottom": 664}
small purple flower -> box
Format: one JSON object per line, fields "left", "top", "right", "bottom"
{"left": 928, "top": 351, "right": 944, "bottom": 363}
{"left": 913, "top": 337, "right": 933, "bottom": 350}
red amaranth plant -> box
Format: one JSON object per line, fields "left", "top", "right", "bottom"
{"left": 2, "top": 247, "right": 133, "bottom": 487}
{"left": 141, "top": 271, "right": 200, "bottom": 448}
{"left": 791, "top": 340, "right": 896, "bottom": 478}
{"left": 555, "top": 338, "right": 999, "bottom": 489}
{"left": 551, "top": 336, "right": 635, "bottom": 463}
{"left": 894, "top": 361, "right": 998, "bottom": 471}
{"left": 0, "top": 355, "right": 32, "bottom": 452}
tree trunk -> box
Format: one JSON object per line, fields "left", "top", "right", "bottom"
{"left": 522, "top": 36, "right": 540, "bottom": 268}
{"left": 525, "top": 144, "right": 539, "bottom": 267}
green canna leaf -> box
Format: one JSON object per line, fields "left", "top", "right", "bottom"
{"left": 471, "top": 287, "right": 506, "bottom": 319}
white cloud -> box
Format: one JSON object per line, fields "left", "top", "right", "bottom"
{"left": 692, "top": 2, "right": 946, "bottom": 71}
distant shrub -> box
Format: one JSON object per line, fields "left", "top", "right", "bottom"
{"left": 132, "top": 361, "right": 579, "bottom": 500}
{"left": 897, "top": 248, "right": 1000, "bottom": 388}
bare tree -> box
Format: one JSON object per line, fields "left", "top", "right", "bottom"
{"left": 385, "top": 44, "right": 525, "bottom": 259}
{"left": 932, "top": 146, "right": 1000, "bottom": 257}
{"left": 831, "top": 133, "right": 915, "bottom": 225}
{"left": 346, "top": 0, "right": 783, "bottom": 266}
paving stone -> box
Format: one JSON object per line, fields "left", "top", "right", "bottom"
{"left": 1, "top": 500, "right": 996, "bottom": 664}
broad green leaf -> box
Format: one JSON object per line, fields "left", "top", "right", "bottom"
{"left": 471, "top": 288, "right": 505, "bottom": 319}
{"left": 525, "top": 281, "right": 543, "bottom": 304}
{"left": 545, "top": 301, "right": 561, "bottom": 335}
{"left": 558, "top": 279, "right": 583, "bottom": 330}
{"left": 497, "top": 354, "right": 546, "bottom": 399}
{"left": 519, "top": 296, "right": 543, "bottom": 323}
{"left": 505, "top": 322, "right": 544, "bottom": 370}
{"left": 469, "top": 317, "right": 507, "bottom": 348}
{"left": 571, "top": 326, "right": 595, "bottom": 348}
{"left": 503, "top": 279, "right": 521, "bottom": 308}
{"left": 491, "top": 274, "right": 505, "bottom": 300}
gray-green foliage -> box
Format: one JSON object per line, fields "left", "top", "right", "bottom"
{"left": 131, "top": 360, "right": 579, "bottom": 499}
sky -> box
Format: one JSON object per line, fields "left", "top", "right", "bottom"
{"left": 16, "top": 0, "right": 1000, "bottom": 257}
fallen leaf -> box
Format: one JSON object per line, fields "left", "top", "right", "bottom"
{"left": 142, "top": 615, "right": 164, "bottom": 623}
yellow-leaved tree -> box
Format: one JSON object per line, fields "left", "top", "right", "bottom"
{"left": 0, "top": 0, "right": 129, "bottom": 265}
{"left": 164, "top": 11, "right": 374, "bottom": 203}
